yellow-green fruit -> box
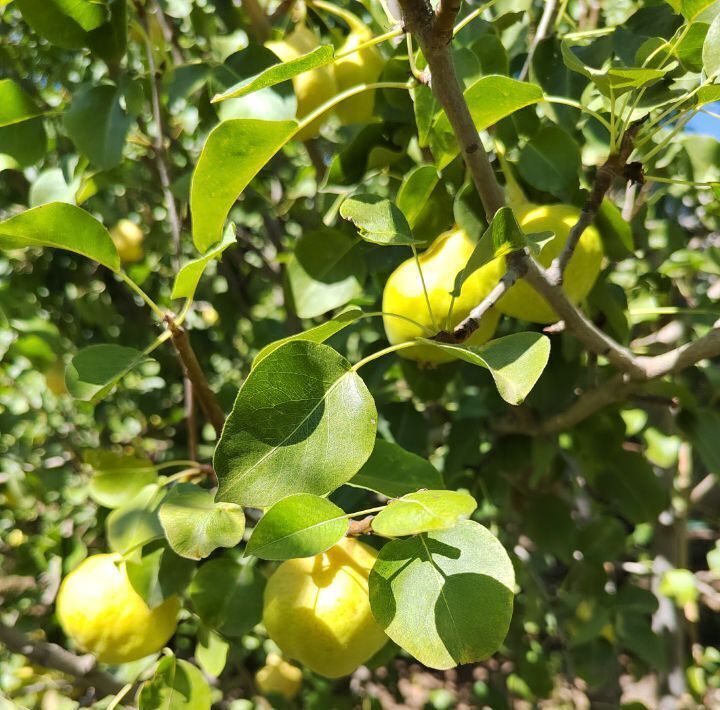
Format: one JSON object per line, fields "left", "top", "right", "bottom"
{"left": 110, "top": 219, "right": 144, "bottom": 263}
{"left": 382, "top": 229, "right": 502, "bottom": 364}
{"left": 56, "top": 554, "right": 180, "bottom": 664}
{"left": 333, "top": 26, "right": 384, "bottom": 124}
{"left": 255, "top": 653, "right": 303, "bottom": 699}
{"left": 267, "top": 24, "right": 338, "bottom": 140}
{"left": 262, "top": 537, "right": 387, "bottom": 678}
{"left": 496, "top": 203, "right": 603, "bottom": 323}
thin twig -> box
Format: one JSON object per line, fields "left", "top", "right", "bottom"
{"left": 547, "top": 119, "right": 646, "bottom": 284}
{"left": 518, "top": 0, "right": 559, "bottom": 82}
{"left": 241, "top": 0, "right": 272, "bottom": 42}
{"left": 0, "top": 622, "right": 125, "bottom": 697}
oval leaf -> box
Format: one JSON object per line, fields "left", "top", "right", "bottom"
{"left": 85, "top": 450, "right": 158, "bottom": 509}
{"left": 369, "top": 520, "right": 515, "bottom": 670}
{"left": 372, "top": 490, "right": 477, "bottom": 537}
{"left": 159, "top": 483, "right": 246, "bottom": 560}
{"left": 340, "top": 194, "right": 416, "bottom": 245}
{"left": 417, "top": 332, "right": 551, "bottom": 405}
{"left": 246, "top": 493, "right": 348, "bottom": 560}
{"left": 191, "top": 119, "right": 297, "bottom": 252}
{"left": 106, "top": 484, "right": 165, "bottom": 554}
{"left": 349, "top": 440, "right": 444, "bottom": 498}
{"left": 214, "top": 340, "right": 377, "bottom": 508}
{"left": 0, "top": 202, "right": 120, "bottom": 272}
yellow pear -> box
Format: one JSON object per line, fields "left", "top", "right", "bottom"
{"left": 255, "top": 653, "right": 303, "bottom": 699}
{"left": 56, "top": 554, "right": 180, "bottom": 664}
{"left": 382, "top": 228, "right": 502, "bottom": 364}
{"left": 262, "top": 537, "right": 387, "bottom": 678}
{"left": 496, "top": 203, "right": 603, "bottom": 323}
{"left": 267, "top": 23, "right": 338, "bottom": 141}
{"left": 110, "top": 219, "right": 144, "bottom": 264}
{"left": 313, "top": 1, "right": 384, "bottom": 124}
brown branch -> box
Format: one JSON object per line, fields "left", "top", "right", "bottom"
{"left": 397, "top": 0, "right": 505, "bottom": 217}
{"left": 347, "top": 516, "right": 375, "bottom": 536}
{"left": 166, "top": 319, "right": 226, "bottom": 438}
{"left": 0, "top": 622, "right": 125, "bottom": 697}
{"left": 241, "top": 0, "right": 272, "bottom": 42}
{"left": 547, "top": 120, "right": 646, "bottom": 284}
{"left": 434, "top": 0, "right": 462, "bottom": 44}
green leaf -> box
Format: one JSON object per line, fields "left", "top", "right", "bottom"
{"left": 450, "top": 207, "right": 526, "bottom": 299}
{"left": 517, "top": 126, "right": 581, "bottom": 198}
{"left": 703, "top": 12, "right": 720, "bottom": 75}
{"left": 595, "top": 199, "right": 634, "bottom": 259}
{"left": 339, "top": 194, "right": 416, "bottom": 246}
{"left": 396, "top": 165, "right": 440, "bottom": 230}
{"left": 680, "top": 0, "right": 720, "bottom": 21}
{"left": 372, "top": 490, "right": 477, "bottom": 538}
{"left": 416, "top": 332, "right": 551, "bottom": 405}
{"left": 106, "top": 484, "right": 165, "bottom": 554}
{"left": 64, "top": 83, "right": 133, "bottom": 169}
{"left": 212, "top": 45, "right": 335, "bottom": 102}
{"left": 189, "top": 559, "right": 265, "bottom": 637}
{"left": 697, "top": 84, "right": 720, "bottom": 106}
{"left": 190, "top": 119, "right": 297, "bottom": 252}
{"left": 126, "top": 541, "right": 195, "bottom": 608}
{"left": 66, "top": 344, "right": 152, "bottom": 402}
{"left": 0, "top": 115, "right": 47, "bottom": 168}
{"left": 0, "top": 203, "right": 120, "bottom": 272}
{"left": 0, "top": 79, "right": 43, "bottom": 128}
{"left": 85, "top": 450, "right": 158, "bottom": 509}
{"left": 15, "top": 0, "right": 107, "bottom": 48}
{"left": 286, "top": 228, "right": 365, "bottom": 319}
{"left": 159, "top": 483, "right": 246, "bottom": 560}
{"left": 138, "top": 656, "right": 211, "bottom": 710}
{"left": 432, "top": 76, "right": 543, "bottom": 166}
{"left": 214, "top": 341, "right": 377, "bottom": 508}
{"left": 195, "top": 627, "right": 229, "bottom": 678}
{"left": 252, "top": 307, "right": 364, "bottom": 368}
{"left": 369, "top": 520, "right": 515, "bottom": 670}
{"left": 171, "top": 223, "right": 236, "bottom": 300}
{"left": 246, "top": 493, "right": 348, "bottom": 560}
{"left": 349, "top": 440, "right": 445, "bottom": 498}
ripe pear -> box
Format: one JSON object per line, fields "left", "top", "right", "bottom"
{"left": 496, "top": 203, "right": 603, "bottom": 323}
{"left": 56, "top": 554, "right": 180, "bottom": 664}
{"left": 255, "top": 653, "right": 303, "bottom": 699}
{"left": 313, "top": 1, "right": 384, "bottom": 124}
{"left": 382, "top": 229, "right": 502, "bottom": 364}
{"left": 110, "top": 219, "right": 144, "bottom": 264}
{"left": 262, "top": 537, "right": 387, "bottom": 678}
{"left": 267, "top": 23, "right": 338, "bottom": 141}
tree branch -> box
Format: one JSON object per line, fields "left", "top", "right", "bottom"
{"left": 397, "top": 0, "right": 505, "bottom": 217}
{"left": 518, "top": 0, "right": 559, "bottom": 82}
{"left": 0, "top": 622, "right": 125, "bottom": 697}
{"left": 547, "top": 120, "right": 645, "bottom": 284}
{"left": 166, "top": 318, "right": 226, "bottom": 438}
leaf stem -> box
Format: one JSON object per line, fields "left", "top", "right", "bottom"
{"left": 542, "top": 96, "right": 612, "bottom": 132}
{"left": 344, "top": 505, "right": 387, "bottom": 518}
{"left": 334, "top": 27, "right": 404, "bottom": 61}
{"left": 295, "top": 81, "right": 415, "bottom": 135}
{"left": 350, "top": 341, "right": 418, "bottom": 371}
{"left": 363, "top": 310, "right": 436, "bottom": 335}
{"left": 452, "top": 0, "right": 502, "bottom": 35}
{"left": 118, "top": 271, "right": 166, "bottom": 320}
{"left": 411, "top": 242, "right": 439, "bottom": 332}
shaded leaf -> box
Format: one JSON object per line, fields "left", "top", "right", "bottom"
{"left": 138, "top": 655, "right": 211, "bottom": 710}
{"left": 397, "top": 165, "right": 440, "bottom": 230}
{"left": 85, "top": 450, "right": 157, "bottom": 509}
{"left": 0, "top": 79, "right": 43, "bottom": 127}
{"left": 126, "top": 541, "right": 195, "bottom": 608}
{"left": 106, "top": 484, "right": 165, "bottom": 554}
{"left": 349, "top": 440, "right": 444, "bottom": 498}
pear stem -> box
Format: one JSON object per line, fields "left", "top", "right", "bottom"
{"left": 410, "top": 242, "right": 440, "bottom": 332}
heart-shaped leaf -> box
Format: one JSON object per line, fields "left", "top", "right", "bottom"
{"left": 246, "top": 493, "right": 348, "bottom": 560}
{"left": 0, "top": 202, "right": 120, "bottom": 272}
{"left": 372, "top": 490, "right": 477, "bottom": 537}
{"left": 340, "top": 194, "right": 416, "bottom": 245}
{"left": 159, "top": 483, "right": 245, "bottom": 560}
{"left": 349, "top": 440, "right": 444, "bottom": 498}
{"left": 369, "top": 520, "right": 515, "bottom": 670}
{"left": 417, "top": 332, "right": 551, "bottom": 405}
{"left": 214, "top": 340, "right": 377, "bottom": 508}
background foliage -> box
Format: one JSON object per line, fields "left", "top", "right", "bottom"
{"left": 1, "top": 0, "right": 720, "bottom": 708}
